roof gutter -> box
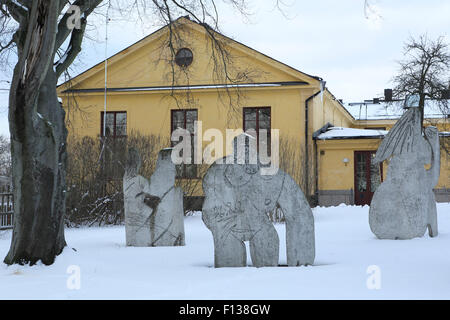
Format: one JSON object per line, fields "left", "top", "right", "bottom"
{"left": 61, "top": 81, "right": 309, "bottom": 94}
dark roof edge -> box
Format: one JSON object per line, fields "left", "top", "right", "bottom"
{"left": 61, "top": 81, "right": 309, "bottom": 94}
{"left": 312, "top": 122, "right": 334, "bottom": 139}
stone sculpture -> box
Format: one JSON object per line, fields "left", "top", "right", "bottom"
{"left": 202, "top": 134, "right": 315, "bottom": 268}
{"left": 123, "top": 148, "right": 185, "bottom": 247}
{"left": 369, "top": 96, "right": 440, "bottom": 239}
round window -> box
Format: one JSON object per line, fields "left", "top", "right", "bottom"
{"left": 175, "top": 48, "right": 193, "bottom": 67}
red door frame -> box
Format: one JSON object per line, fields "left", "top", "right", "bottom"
{"left": 354, "top": 151, "right": 383, "bottom": 206}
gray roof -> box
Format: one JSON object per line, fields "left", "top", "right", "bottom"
{"left": 344, "top": 100, "right": 449, "bottom": 121}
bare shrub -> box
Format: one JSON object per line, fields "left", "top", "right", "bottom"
{"left": 267, "top": 136, "right": 315, "bottom": 223}
{"left": 66, "top": 131, "right": 168, "bottom": 227}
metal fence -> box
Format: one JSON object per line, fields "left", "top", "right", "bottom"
{"left": 0, "top": 186, "right": 13, "bottom": 230}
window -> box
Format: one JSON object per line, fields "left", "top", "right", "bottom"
{"left": 171, "top": 109, "right": 198, "bottom": 178}
{"left": 99, "top": 112, "right": 127, "bottom": 181}
{"left": 175, "top": 48, "right": 193, "bottom": 67}
{"left": 243, "top": 107, "right": 271, "bottom": 153}
{"left": 100, "top": 111, "right": 127, "bottom": 137}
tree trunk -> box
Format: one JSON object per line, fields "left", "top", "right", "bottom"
{"left": 4, "top": 0, "right": 67, "bottom": 265}
{"left": 4, "top": 68, "right": 68, "bottom": 265}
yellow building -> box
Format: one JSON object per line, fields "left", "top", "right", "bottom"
{"left": 58, "top": 16, "right": 449, "bottom": 208}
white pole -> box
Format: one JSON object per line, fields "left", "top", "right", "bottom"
{"left": 103, "top": 3, "right": 110, "bottom": 138}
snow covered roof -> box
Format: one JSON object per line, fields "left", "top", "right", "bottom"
{"left": 344, "top": 100, "right": 449, "bottom": 121}
{"left": 315, "top": 127, "right": 388, "bottom": 140}
{"left": 315, "top": 126, "right": 449, "bottom": 140}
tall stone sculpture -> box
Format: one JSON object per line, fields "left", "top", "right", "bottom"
{"left": 202, "top": 134, "right": 315, "bottom": 268}
{"left": 123, "top": 148, "right": 153, "bottom": 246}
{"left": 369, "top": 96, "right": 441, "bottom": 239}
{"left": 123, "top": 148, "right": 185, "bottom": 247}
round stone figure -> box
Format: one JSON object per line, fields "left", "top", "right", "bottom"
{"left": 202, "top": 134, "right": 315, "bottom": 268}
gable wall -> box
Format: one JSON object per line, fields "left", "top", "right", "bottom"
{"left": 67, "top": 22, "right": 308, "bottom": 91}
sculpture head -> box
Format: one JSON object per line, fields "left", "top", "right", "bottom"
{"left": 151, "top": 148, "right": 177, "bottom": 185}
{"left": 403, "top": 94, "right": 420, "bottom": 109}
{"left": 157, "top": 148, "right": 173, "bottom": 163}
{"left": 155, "top": 148, "right": 175, "bottom": 173}
{"left": 125, "top": 147, "right": 141, "bottom": 177}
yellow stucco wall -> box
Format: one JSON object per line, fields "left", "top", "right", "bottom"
{"left": 59, "top": 18, "right": 318, "bottom": 92}
{"left": 317, "top": 139, "right": 382, "bottom": 191}
{"left": 58, "top": 17, "right": 329, "bottom": 197}
{"left": 311, "top": 90, "right": 353, "bottom": 132}
{"left": 61, "top": 86, "right": 319, "bottom": 197}
{"left": 62, "top": 87, "right": 308, "bottom": 149}
{"left": 317, "top": 137, "right": 449, "bottom": 192}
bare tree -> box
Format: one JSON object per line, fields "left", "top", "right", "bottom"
{"left": 0, "top": 0, "right": 104, "bottom": 265}
{"left": 392, "top": 35, "right": 450, "bottom": 126}
{"left": 0, "top": 0, "right": 259, "bottom": 265}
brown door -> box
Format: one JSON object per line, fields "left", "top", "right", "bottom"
{"left": 354, "top": 151, "right": 383, "bottom": 206}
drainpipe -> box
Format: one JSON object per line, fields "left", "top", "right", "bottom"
{"left": 304, "top": 82, "right": 324, "bottom": 201}
{"left": 313, "top": 138, "right": 319, "bottom": 204}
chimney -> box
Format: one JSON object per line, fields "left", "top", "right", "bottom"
{"left": 384, "top": 89, "right": 393, "bottom": 102}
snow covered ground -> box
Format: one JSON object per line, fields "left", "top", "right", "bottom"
{"left": 1, "top": 203, "right": 450, "bottom": 300}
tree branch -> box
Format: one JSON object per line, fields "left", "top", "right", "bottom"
{"left": 54, "top": 0, "right": 102, "bottom": 52}
{"left": 3, "top": 0, "right": 27, "bottom": 24}
{"left": 0, "top": 36, "right": 13, "bottom": 52}
{"left": 55, "top": 15, "right": 87, "bottom": 78}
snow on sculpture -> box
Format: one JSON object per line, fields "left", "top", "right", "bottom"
{"left": 369, "top": 96, "right": 441, "bottom": 239}
{"left": 202, "top": 133, "right": 315, "bottom": 268}
{"left": 123, "top": 148, "right": 185, "bottom": 247}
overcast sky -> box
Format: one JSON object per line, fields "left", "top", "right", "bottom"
{"left": 0, "top": 0, "right": 449, "bottom": 137}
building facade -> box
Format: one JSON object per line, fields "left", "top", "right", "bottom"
{"left": 58, "top": 17, "right": 449, "bottom": 207}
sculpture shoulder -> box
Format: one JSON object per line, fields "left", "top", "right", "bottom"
{"left": 123, "top": 174, "right": 149, "bottom": 195}
{"left": 279, "top": 170, "right": 310, "bottom": 205}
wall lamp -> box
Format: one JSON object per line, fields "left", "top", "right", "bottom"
{"left": 343, "top": 158, "right": 350, "bottom": 166}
